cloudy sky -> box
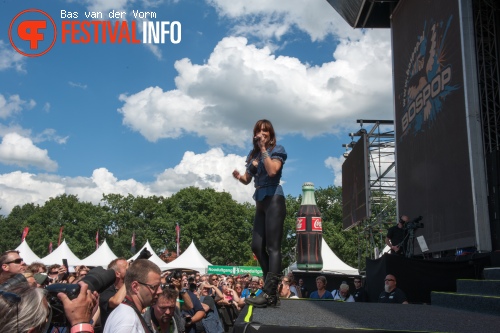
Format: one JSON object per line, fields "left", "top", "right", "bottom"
{"left": 0, "top": 0, "right": 393, "bottom": 214}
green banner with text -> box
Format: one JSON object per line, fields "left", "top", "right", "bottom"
{"left": 207, "top": 266, "right": 263, "bottom": 276}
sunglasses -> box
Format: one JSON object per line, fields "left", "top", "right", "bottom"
{"left": 49, "top": 271, "right": 59, "bottom": 275}
{"left": 385, "top": 279, "right": 395, "bottom": 282}
{"left": 5, "top": 258, "right": 23, "bottom": 265}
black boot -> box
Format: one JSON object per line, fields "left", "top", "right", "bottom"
{"left": 245, "top": 272, "right": 280, "bottom": 308}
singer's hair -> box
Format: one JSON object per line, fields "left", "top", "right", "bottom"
{"left": 249, "top": 119, "right": 276, "bottom": 161}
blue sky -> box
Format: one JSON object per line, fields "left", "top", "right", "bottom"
{"left": 0, "top": 0, "right": 393, "bottom": 214}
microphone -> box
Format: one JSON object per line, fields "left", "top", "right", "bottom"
{"left": 253, "top": 137, "right": 260, "bottom": 143}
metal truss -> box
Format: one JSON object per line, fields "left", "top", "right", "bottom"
{"left": 474, "top": 0, "right": 500, "bottom": 153}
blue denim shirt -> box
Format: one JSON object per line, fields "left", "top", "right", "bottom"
{"left": 245, "top": 144, "right": 287, "bottom": 201}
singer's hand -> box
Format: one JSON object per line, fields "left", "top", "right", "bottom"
{"left": 232, "top": 170, "right": 241, "bottom": 180}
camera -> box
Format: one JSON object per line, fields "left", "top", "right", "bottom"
{"left": 136, "top": 247, "right": 152, "bottom": 260}
{"left": 405, "top": 216, "right": 424, "bottom": 230}
{"left": 46, "top": 266, "right": 116, "bottom": 327}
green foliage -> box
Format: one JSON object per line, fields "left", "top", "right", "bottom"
{"left": 0, "top": 185, "right": 387, "bottom": 272}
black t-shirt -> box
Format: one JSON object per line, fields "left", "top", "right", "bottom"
{"left": 353, "top": 287, "right": 368, "bottom": 302}
{"left": 378, "top": 288, "right": 407, "bottom": 304}
{"left": 386, "top": 225, "right": 407, "bottom": 254}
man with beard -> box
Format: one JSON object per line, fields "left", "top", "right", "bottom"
{"left": 378, "top": 274, "right": 408, "bottom": 304}
{"left": 104, "top": 259, "right": 162, "bottom": 333}
{"left": 144, "top": 287, "right": 184, "bottom": 333}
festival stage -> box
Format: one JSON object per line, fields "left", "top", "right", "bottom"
{"left": 234, "top": 298, "right": 499, "bottom": 333}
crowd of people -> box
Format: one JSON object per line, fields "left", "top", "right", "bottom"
{"left": 1, "top": 248, "right": 408, "bottom": 333}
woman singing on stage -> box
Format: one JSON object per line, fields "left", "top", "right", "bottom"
{"left": 232, "top": 119, "right": 287, "bottom": 308}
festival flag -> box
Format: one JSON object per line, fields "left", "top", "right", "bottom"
{"left": 58, "top": 226, "right": 64, "bottom": 246}
{"left": 176, "top": 223, "right": 180, "bottom": 256}
{"left": 21, "top": 227, "right": 29, "bottom": 241}
{"left": 49, "top": 242, "right": 53, "bottom": 253}
{"left": 96, "top": 231, "right": 99, "bottom": 250}
{"left": 131, "top": 231, "right": 136, "bottom": 254}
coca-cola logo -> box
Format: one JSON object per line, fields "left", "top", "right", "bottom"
{"left": 312, "top": 217, "right": 322, "bottom": 231}
{"left": 296, "top": 217, "right": 306, "bottom": 231}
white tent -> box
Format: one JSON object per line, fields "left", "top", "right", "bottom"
{"left": 79, "top": 239, "right": 118, "bottom": 267}
{"left": 288, "top": 237, "right": 359, "bottom": 275}
{"left": 163, "top": 240, "right": 212, "bottom": 274}
{"left": 40, "top": 239, "right": 83, "bottom": 267}
{"left": 15, "top": 240, "right": 41, "bottom": 265}
{"left": 128, "top": 240, "right": 169, "bottom": 271}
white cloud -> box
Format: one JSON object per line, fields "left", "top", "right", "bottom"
{"left": 325, "top": 155, "right": 344, "bottom": 187}
{"left": 68, "top": 81, "right": 88, "bottom": 89}
{"left": 119, "top": 32, "right": 392, "bottom": 146}
{"left": 0, "top": 148, "right": 254, "bottom": 214}
{"left": 0, "top": 94, "right": 36, "bottom": 119}
{"left": 0, "top": 40, "right": 26, "bottom": 72}
{"left": 0, "top": 133, "right": 58, "bottom": 171}
{"left": 206, "top": 0, "right": 363, "bottom": 41}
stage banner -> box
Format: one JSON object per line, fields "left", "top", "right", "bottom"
{"left": 392, "top": 0, "right": 476, "bottom": 252}
{"left": 208, "top": 265, "right": 263, "bottom": 276}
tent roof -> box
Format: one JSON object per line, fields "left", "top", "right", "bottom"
{"left": 15, "top": 240, "right": 41, "bottom": 265}
{"left": 40, "top": 239, "right": 83, "bottom": 266}
{"left": 128, "top": 240, "right": 169, "bottom": 271}
{"left": 289, "top": 237, "right": 359, "bottom": 275}
{"left": 163, "top": 240, "right": 212, "bottom": 274}
{"left": 79, "top": 239, "right": 118, "bottom": 267}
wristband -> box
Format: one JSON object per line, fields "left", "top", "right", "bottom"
{"left": 71, "top": 323, "right": 94, "bottom": 333}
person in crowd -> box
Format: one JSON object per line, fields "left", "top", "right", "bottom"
{"left": 168, "top": 270, "right": 205, "bottom": 333}
{"left": 165, "top": 270, "right": 194, "bottom": 311}
{"left": 197, "top": 282, "right": 225, "bottom": 333}
{"left": 298, "top": 278, "right": 308, "bottom": 298}
{"left": 78, "top": 266, "right": 90, "bottom": 278}
{"left": 0, "top": 277, "right": 97, "bottom": 333}
{"left": 352, "top": 277, "right": 369, "bottom": 302}
{"left": 279, "top": 277, "right": 298, "bottom": 299}
{"left": 233, "top": 119, "right": 287, "bottom": 308}
{"left": 47, "top": 264, "right": 69, "bottom": 284}
{"left": 104, "top": 259, "right": 163, "bottom": 333}
{"left": 26, "top": 262, "right": 47, "bottom": 274}
{"left": 240, "top": 276, "right": 262, "bottom": 299}
{"left": 378, "top": 274, "right": 408, "bottom": 304}
{"left": 22, "top": 272, "right": 37, "bottom": 288}
{"left": 234, "top": 282, "right": 244, "bottom": 299}
{"left": 284, "top": 273, "right": 301, "bottom": 297}
{"left": 332, "top": 283, "right": 355, "bottom": 302}
{"left": 215, "top": 281, "right": 241, "bottom": 310}
{"left": 309, "top": 276, "right": 333, "bottom": 299}
{"left": 0, "top": 250, "right": 26, "bottom": 283}
{"left": 143, "top": 287, "right": 184, "bottom": 333}
{"left": 386, "top": 215, "right": 409, "bottom": 255}
{"left": 99, "top": 257, "right": 129, "bottom": 329}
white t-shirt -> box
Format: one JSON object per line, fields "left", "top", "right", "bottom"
{"left": 332, "top": 290, "right": 355, "bottom": 302}
{"left": 103, "top": 303, "right": 145, "bottom": 333}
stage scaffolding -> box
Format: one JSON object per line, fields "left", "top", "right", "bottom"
{"left": 473, "top": 0, "right": 500, "bottom": 250}
{"left": 342, "top": 120, "right": 396, "bottom": 266}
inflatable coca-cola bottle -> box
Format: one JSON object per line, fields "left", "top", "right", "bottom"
{"left": 296, "top": 182, "right": 323, "bottom": 271}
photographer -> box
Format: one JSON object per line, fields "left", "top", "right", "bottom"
{"left": 385, "top": 215, "right": 409, "bottom": 255}
{"left": 0, "top": 275, "right": 97, "bottom": 333}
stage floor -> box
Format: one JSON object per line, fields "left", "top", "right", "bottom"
{"left": 234, "top": 298, "right": 500, "bottom": 333}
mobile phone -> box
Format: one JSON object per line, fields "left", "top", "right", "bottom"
{"left": 62, "top": 259, "right": 69, "bottom": 271}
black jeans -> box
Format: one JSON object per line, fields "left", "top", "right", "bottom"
{"left": 252, "top": 195, "right": 286, "bottom": 277}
